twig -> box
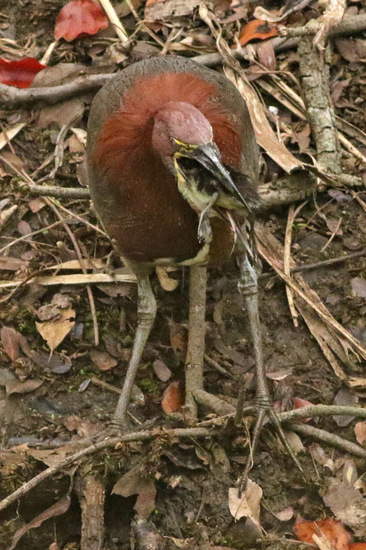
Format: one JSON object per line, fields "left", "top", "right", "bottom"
{"left": 1, "top": 14, "right": 365, "bottom": 110}
{"left": 260, "top": 249, "right": 366, "bottom": 278}
{"left": 98, "top": 0, "right": 128, "bottom": 43}
{"left": 0, "top": 427, "right": 214, "bottom": 513}
{"left": 278, "top": 404, "right": 366, "bottom": 422}
{"left": 284, "top": 202, "right": 307, "bottom": 327}
{"left": 19, "top": 183, "right": 90, "bottom": 199}
{"left": 204, "top": 353, "right": 233, "bottom": 377}
{"left": 195, "top": 14, "right": 366, "bottom": 67}
{"left": 291, "top": 423, "right": 366, "bottom": 459}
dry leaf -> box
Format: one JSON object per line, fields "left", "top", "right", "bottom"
{"left": 153, "top": 359, "right": 172, "bottom": 382}
{"left": 294, "top": 518, "right": 350, "bottom": 550}
{"left": 1, "top": 326, "right": 23, "bottom": 361}
{"left": 354, "top": 422, "right": 366, "bottom": 446}
{"left": 36, "top": 308, "right": 75, "bottom": 352}
{"left": 274, "top": 506, "right": 294, "bottom": 521}
{"left": 6, "top": 378, "right": 43, "bottom": 395}
{"left": 161, "top": 380, "right": 184, "bottom": 413}
{"left": 9, "top": 496, "right": 71, "bottom": 550}
{"left": 351, "top": 277, "right": 366, "bottom": 299}
{"left": 228, "top": 479, "right": 262, "bottom": 525}
{"left": 333, "top": 388, "right": 358, "bottom": 427}
{"left": 112, "top": 463, "right": 156, "bottom": 518}
{"left": 90, "top": 349, "right": 118, "bottom": 371}
{"left": 169, "top": 322, "right": 187, "bottom": 361}
{"left": 238, "top": 19, "right": 277, "bottom": 46}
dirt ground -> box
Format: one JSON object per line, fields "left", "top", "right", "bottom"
{"left": 0, "top": 0, "right": 366, "bottom": 549}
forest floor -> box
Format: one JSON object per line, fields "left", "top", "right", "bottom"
{"left": 0, "top": 0, "right": 366, "bottom": 549}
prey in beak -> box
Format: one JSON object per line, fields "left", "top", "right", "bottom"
{"left": 174, "top": 139, "right": 254, "bottom": 244}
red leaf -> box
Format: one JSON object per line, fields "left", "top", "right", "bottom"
{"left": 238, "top": 19, "right": 277, "bottom": 47}
{"left": 349, "top": 545, "right": 366, "bottom": 550}
{"left": 0, "top": 58, "right": 46, "bottom": 89}
{"left": 293, "top": 396, "right": 314, "bottom": 423}
{"left": 161, "top": 381, "right": 184, "bottom": 414}
{"left": 294, "top": 518, "right": 351, "bottom": 550}
{"left": 55, "top": 0, "right": 109, "bottom": 42}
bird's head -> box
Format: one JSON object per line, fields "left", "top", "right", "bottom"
{"left": 151, "top": 101, "right": 233, "bottom": 187}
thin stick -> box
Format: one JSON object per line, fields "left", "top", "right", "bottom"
{"left": 0, "top": 427, "right": 213, "bottom": 513}
{"left": 185, "top": 265, "right": 207, "bottom": 420}
{"left": 98, "top": 0, "right": 128, "bottom": 43}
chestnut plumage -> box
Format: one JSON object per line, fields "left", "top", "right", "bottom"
{"left": 87, "top": 56, "right": 260, "bottom": 426}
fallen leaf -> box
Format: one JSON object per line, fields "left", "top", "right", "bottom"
{"left": 322, "top": 472, "right": 366, "bottom": 537}
{"left": 90, "top": 349, "right": 118, "bottom": 371}
{"left": 238, "top": 20, "right": 277, "bottom": 47}
{"left": 55, "top": 0, "right": 109, "bottom": 41}
{"left": 310, "top": 443, "right": 335, "bottom": 471}
{"left": 333, "top": 388, "right": 358, "bottom": 427}
{"left": 153, "top": 359, "right": 172, "bottom": 382}
{"left": 9, "top": 495, "right": 71, "bottom": 550}
{"left": 169, "top": 322, "right": 187, "bottom": 361}
{"left": 293, "top": 396, "right": 315, "bottom": 423}
{"left": 112, "top": 463, "right": 156, "bottom": 518}
{"left": 0, "top": 256, "right": 28, "bottom": 271}
{"left": 294, "top": 518, "right": 351, "bottom": 550}
{"left": 351, "top": 278, "right": 366, "bottom": 299}
{"left": 354, "top": 422, "right": 366, "bottom": 446}
{"left": 6, "top": 378, "right": 43, "bottom": 395}
{"left": 274, "top": 506, "right": 294, "bottom": 521}
{"left": 0, "top": 57, "right": 46, "bottom": 88}
{"left": 36, "top": 308, "right": 75, "bottom": 353}
{"left": 161, "top": 380, "right": 184, "bottom": 413}
{"left": 1, "top": 326, "right": 23, "bottom": 361}
{"left": 228, "top": 480, "right": 262, "bottom": 526}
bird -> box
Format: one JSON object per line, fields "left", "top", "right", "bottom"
{"left": 87, "top": 55, "right": 261, "bottom": 429}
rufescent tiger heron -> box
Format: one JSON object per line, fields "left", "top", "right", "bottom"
{"left": 87, "top": 56, "right": 268, "bottom": 443}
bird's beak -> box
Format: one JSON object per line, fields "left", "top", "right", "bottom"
{"left": 188, "top": 142, "right": 232, "bottom": 185}
{"left": 181, "top": 142, "right": 251, "bottom": 211}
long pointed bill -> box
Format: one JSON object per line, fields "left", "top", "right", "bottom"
{"left": 186, "top": 142, "right": 251, "bottom": 212}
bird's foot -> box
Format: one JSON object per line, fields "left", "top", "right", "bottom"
{"left": 237, "top": 397, "right": 303, "bottom": 495}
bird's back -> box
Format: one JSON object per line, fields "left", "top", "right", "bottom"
{"left": 87, "top": 56, "right": 259, "bottom": 267}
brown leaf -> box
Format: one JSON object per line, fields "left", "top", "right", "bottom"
{"left": 112, "top": 463, "right": 156, "bottom": 519}
{"left": 36, "top": 308, "right": 75, "bottom": 352}
{"left": 351, "top": 277, "right": 366, "bottom": 299}
{"left": 161, "top": 381, "right": 184, "bottom": 414}
{"left": 6, "top": 378, "right": 43, "bottom": 395}
{"left": 257, "top": 40, "right": 276, "bottom": 71}
{"left": 9, "top": 496, "right": 71, "bottom": 550}
{"left": 169, "top": 322, "right": 187, "bottom": 361}
{"left": 153, "top": 359, "right": 172, "bottom": 382}
{"left": 228, "top": 480, "right": 262, "bottom": 526}
{"left": 333, "top": 387, "right": 358, "bottom": 427}
{"left": 1, "top": 326, "right": 22, "bottom": 361}
{"left": 90, "top": 349, "right": 118, "bottom": 371}
{"left": 238, "top": 20, "right": 277, "bottom": 47}
{"left": 294, "top": 518, "right": 351, "bottom": 550}
{"left": 0, "top": 256, "right": 28, "bottom": 271}
{"left": 354, "top": 421, "right": 366, "bottom": 446}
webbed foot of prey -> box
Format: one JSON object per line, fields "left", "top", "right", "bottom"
{"left": 197, "top": 192, "right": 218, "bottom": 243}
{"left": 198, "top": 213, "right": 212, "bottom": 242}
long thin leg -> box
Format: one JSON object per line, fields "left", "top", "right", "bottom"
{"left": 237, "top": 253, "right": 302, "bottom": 491}
{"left": 238, "top": 253, "right": 269, "bottom": 482}
{"left": 185, "top": 265, "right": 207, "bottom": 421}
{"left": 113, "top": 275, "right": 157, "bottom": 428}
